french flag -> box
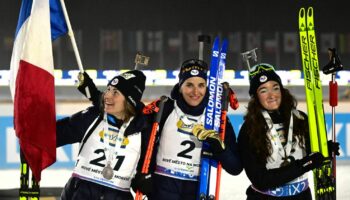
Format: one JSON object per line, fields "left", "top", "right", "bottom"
{"left": 9, "top": 0, "right": 67, "bottom": 181}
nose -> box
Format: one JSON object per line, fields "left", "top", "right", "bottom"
{"left": 104, "top": 90, "right": 113, "bottom": 98}
{"left": 193, "top": 87, "right": 199, "bottom": 95}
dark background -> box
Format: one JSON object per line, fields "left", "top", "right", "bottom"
{"left": 0, "top": 0, "right": 349, "bottom": 70}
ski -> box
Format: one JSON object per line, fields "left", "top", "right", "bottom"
{"left": 198, "top": 37, "right": 228, "bottom": 200}
{"left": 19, "top": 151, "right": 40, "bottom": 200}
{"left": 208, "top": 39, "right": 228, "bottom": 200}
{"left": 198, "top": 36, "right": 220, "bottom": 200}
{"left": 298, "top": 7, "right": 335, "bottom": 200}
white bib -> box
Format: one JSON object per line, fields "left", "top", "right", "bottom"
{"left": 73, "top": 117, "right": 141, "bottom": 191}
{"left": 264, "top": 110, "right": 308, "bottom": 184}
{"left": 155, "top": 103, "right": 203, "bottom": 181}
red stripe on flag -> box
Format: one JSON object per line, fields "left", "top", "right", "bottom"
{"left": 14, "top": 60, "right": 56, "bottom": 181}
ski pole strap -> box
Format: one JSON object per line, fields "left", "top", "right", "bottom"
{"left": 251, "top": 179, "right": 309, "bottom": 197}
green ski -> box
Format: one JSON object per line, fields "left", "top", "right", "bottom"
{"left": 298, "top": 7, "right": 335, "bottom": 200}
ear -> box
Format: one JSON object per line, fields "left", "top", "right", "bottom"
{"left": 178, "top": 85, "right": 183, "bottom": 94}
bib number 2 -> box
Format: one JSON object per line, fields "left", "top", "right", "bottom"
{"left": 177, "top": 140, "right": 195, "bottom": 159}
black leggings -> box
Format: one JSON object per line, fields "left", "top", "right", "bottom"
{"left": 61, "top": 177, "right": 133, "bottom": 200}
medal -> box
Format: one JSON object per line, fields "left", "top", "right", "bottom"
{"left": 177, "top": 119, "right": 183, "bottom": 128}
{"left": 280, "top": 159, "right": 290, "bottom": 167}
{"left": 102, "top": 162, "right": 114, "bottom": 180}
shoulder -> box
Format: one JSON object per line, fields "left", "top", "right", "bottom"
{"left": 292, "top": 109, "right": 308, "bottom": 121}
{"left": 124, "top": 113, "right": 148, "bottom": 136}
{"left": 237, "top": 121, "right": 249, "bottom": 143}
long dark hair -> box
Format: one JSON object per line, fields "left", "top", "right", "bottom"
{"left": 244, "top": 88, "right": 308, "bottom": 163}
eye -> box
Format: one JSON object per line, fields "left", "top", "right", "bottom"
{"left": 273, "top": 85, "right": 280, "bottom": 91}
{"left": 258, "top": 88, "right": 267, "bottom": 94}
{"left": 112, "top": 90, "right": 119, "bottom": 95}
{"left": 106, "top": 87, "right": 119, "bottom": 96}
{"left": 199, "top": 83, "right": 206, "bottom": 88}
{"left": 185, "top": 82, "right": 193, "bottom": 88}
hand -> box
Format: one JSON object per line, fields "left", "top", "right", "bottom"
{"left": 143, "top": 99, "right": 160, "bottom": 115}
{"left": 299, "top": 152, "right": 325, "bottom": 172}
{"left": 131, "top": 173, "right": 153, "bottom": 196}
{"left": 192, "top": 124, "right": 225, "bottom": 154}
{"left": 77, "top": 71, "right": 97, "bottom": 99}
{"left": 327, "top": 140, "right": 340, "bottom": 157}
{"left": 77, "top": 71, "right": 91, "bottom": 86}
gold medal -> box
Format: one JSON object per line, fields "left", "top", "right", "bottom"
{"left": 177, "top": 119, "right": 183, "bottom": 128}
{"left": 122, "top": 137, "right": 129, "bottom": 145}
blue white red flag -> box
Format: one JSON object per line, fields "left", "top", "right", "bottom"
{"left": 9, "top": 0, "right": 67, "bottom": 181}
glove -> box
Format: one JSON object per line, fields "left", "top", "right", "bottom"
{"left": 130, "top": 173, "right": 153, "bottom": 196}
{"left": 77, "top": 71, "right": 96, "bottom": 95}
{"left": 327, "top": 140, "right": 340, "bottom": 158}
{"left": 77, "top": 71, "right": 91, "bottom": 86}
{"left": 143, "top": 99, "right": 160, "bottom": 115}
{"left": 192, "top": 124, "right": 225, "bottom": 154}
{"left": 299, "top": 152, "right": 325, "bottom": 172}
{"left": 77, "top": 71, "right": 101, "bottom": 104}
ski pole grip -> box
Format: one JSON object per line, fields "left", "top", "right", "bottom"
{"left": 198, "top": 35, "right": 211, "bottom": 60}
{"left": 222, "top": 82, "right": 229, "bottom": 111}
{"left": 329, "top": 81, "right": 338, "bottom": 107}
{"left": 155, "top": 96, "right": 167, "bottom": 123}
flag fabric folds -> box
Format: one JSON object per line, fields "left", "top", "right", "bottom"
{"left": 9, "top": 0, "right": 67, "bottom": 181}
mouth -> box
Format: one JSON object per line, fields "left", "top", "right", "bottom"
{"left": 190, "top": 95, "right": 201, "bottom": 101}
{"left": 104, "top": 101, "right": 114, "bottom": 108}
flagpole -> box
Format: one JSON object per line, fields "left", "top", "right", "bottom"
{"left": 59, "top": 0, "right": 84, "bottom": 72}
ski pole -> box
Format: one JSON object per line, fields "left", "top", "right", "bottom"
{"left": 214, "top": 82, "right": 239, "bottom": 200}
{"left": 322, "top": 48, "right": 343, "bottom": 197}
{"left": 214, "top": 82, "right": 229, "bottom": 200}
{"left": 135, "top": 96, "right": 167, "bottom": 200}
{"left": 322, "top": 48, "right": 343, "bottom": 200}
{"left": 198, "top": 35, "right": 211, "bottom": 60}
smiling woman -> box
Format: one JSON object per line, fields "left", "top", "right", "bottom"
{"left": 55, "top": 70, "right": 151, "bottom": 200}
{"left": 237, "top": 63, "right": 340, "bottom": 200}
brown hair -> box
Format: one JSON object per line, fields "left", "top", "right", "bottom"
{"left": 100, "top": 92, "right": 136, "bottom": 123}
{"left": 244, "top": 88, "right": 308, "bottom": 163}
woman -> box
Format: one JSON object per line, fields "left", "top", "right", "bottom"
{"left": 144, "top": 59, "right": 243, "bottom": 200}
{"left": 56, "top": 70, "right": 150, "bottom": 200}
{"left": 238, "top": 63, "right": 338, "bottom": 200}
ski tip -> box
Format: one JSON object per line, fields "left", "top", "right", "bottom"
{"left": 298, "top": 8, "right": 306, "bottom": 31}
{"left": 307, "top": 7, "right": 314, "bottom": 17}
{"left": 299, "top": 7, "right": 305, "bottom": 18}
{"left": 221, "top": 39, "right": 229, "bottom": 49}
{"left": 306, "top": 7, "right": 314, "bottom": 30}
{"left": 213, "top": 36, "right": 220, "bottom": 44}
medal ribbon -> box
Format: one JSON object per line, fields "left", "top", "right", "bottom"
{"left": 103, "top": 113, "right": 133, "bottom": 165}
{"left": 261, "top": 110, "right": 294, "bottom": 162}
